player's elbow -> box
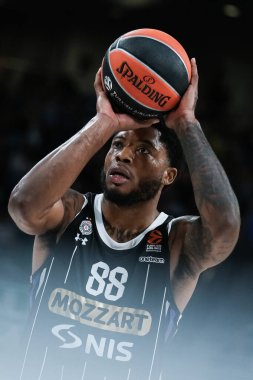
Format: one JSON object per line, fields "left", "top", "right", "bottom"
{"left": 220, "top": 207, "right": 241, "bottom": 242}
{"left": 8, "top": 187, "right": 39, "bottom": 235}
{"left": 210, "top": 200, "right": 241, "bottom": 246}
{"left": 212, "top": 213, "right": 241, "bottom": 261}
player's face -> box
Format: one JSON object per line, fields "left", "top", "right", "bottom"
{"left": 101, "top": 127, "right": 176, "bottom": 206}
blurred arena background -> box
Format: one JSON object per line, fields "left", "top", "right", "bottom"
{"left": 0, "top": 0, "right": 252, "bottom": 379}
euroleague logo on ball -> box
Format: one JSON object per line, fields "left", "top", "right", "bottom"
{"left": 104, "top": 75, "right": 113, "bottom": 91}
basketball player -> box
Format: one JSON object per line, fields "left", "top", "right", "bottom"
{"left": 8, "top": 58, "right": 240, "bottom": 380}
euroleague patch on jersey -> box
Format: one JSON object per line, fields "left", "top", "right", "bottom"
{"left": 147, "top": 230, "right": 163, "bottom": 244}
{"left": 146, "top": 229, "right": 163, "bottom": 253}
{"left": 79, "top": 218, "right": 93, "bottom": 235}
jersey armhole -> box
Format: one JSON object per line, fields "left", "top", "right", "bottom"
{"left": 166, "top": 215, "right": 199, "bottom": 317}
{"left": 167, "top": 215, "right": 200, "bottom": 234}
{"left": 31, "top": 195, "right": 88, "bottom": 282}
{"left": 75, "top": 194, "right": 88, "bottom": 217}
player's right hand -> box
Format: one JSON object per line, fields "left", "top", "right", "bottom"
{"left": 94, "top": 68, "right": 159, "bottom": 132}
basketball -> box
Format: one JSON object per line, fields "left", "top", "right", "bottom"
{"left": 101, "top": 28, "right": 191, "bottom": 119}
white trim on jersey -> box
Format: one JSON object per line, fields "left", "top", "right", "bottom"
{"left": 167, "top": 214, "right": 200, "bottom": 235}
{"left": 38, "top": 346, "right": 48, "bottom": 380}
{"left": 60, "top": 365, "right": 64, "bottom": 380}
{"left": 64, "top": 245, "right": 78, "bottom": 284}
{"left": 35, "top": 267, "right": 47, "bottom": 299}
{"left": 75, "top": 194, "right": 88, "bottom": 217}
{"left": 81, "top": 362, "right": 87, "bottom": 380}
{"left": 126, "top": 368, "right": 131, "bottom": 380}
{"left": 94, "top": 193, "right": 169, "bottom": 250}
{"left": 142, "top": 264, "right": 150, "bottom": 304}
{"left": 148, "top": 286, "right": 167, "bottom": 380}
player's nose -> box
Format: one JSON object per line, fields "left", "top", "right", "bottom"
{"left": 116, "top": 147, "right": 134, "bottom": 163}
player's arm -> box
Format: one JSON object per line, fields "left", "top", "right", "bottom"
{"left": 165, "top": 59, "right": 240, "bottom": 305}
{"left": 7, "top": 112, "right": 115, "bottom": 236}
{"left": 8, "top": 69, "right": 158, "bottom": 236}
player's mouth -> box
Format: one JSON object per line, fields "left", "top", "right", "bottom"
{"left": 108, "top": 166, "right": 131, "bottom": 185}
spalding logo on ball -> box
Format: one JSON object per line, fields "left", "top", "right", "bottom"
{"left": 101, "top": 28, "right": 191, "bottom": 119}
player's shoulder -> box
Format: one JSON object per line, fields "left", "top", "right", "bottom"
{"left": 62, "top": 188, "right": 87, "bottom": 212}
{"left": 168, "top": 214, "right": 200, "bottom": 230}
{"left": 33, "top": 191, "right": 89, "bottom": 269}
{"left": 38, "top": 189, "right": 87, "bottom": 245}
{"left": 168, "top": 214, "right": 200, "bottom": 243}
{"left": 58, "top": 189, "right": 90, "bottom": 233}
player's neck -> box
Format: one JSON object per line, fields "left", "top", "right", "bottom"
{"left": 101, "top": 197, "right": 160, "bottom": 243}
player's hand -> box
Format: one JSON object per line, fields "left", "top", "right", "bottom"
{"left": 163, "top": 58, "right": 199, "bottom": 130}
{"left": 94, "top": 68, "right": 159, "bottom": 131}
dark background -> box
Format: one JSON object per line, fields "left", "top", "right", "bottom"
{"left": 0, "top": 0, "right": 253, "bottom": 379}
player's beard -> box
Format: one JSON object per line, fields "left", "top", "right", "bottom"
{"left": 100, "top": 170, "right": 162, "bottom": 207}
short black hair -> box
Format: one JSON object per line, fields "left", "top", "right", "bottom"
{"left": 153, "top": 120, "right": 185, "bottom": 174}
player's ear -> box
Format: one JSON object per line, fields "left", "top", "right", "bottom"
{"left": 162, "top": 167, "right": 177, "bottom": 186}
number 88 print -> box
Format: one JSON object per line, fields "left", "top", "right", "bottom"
{"left": 86, "top": 261, "right": 128, "bottom": 301}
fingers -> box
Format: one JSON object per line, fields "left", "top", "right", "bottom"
{"left": 94, "top": 65, "right": 160, "bottom": 129}
{"left": 94, "top": 67, "right": 103, "bottom": 94}
{"left": 190, "top": 58, "right": 199, "bottom": 86}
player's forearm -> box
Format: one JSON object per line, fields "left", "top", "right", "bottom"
{"left": 9, "top": 115, "right": 116, "bottom": 216}
{"left": 175, "top": 117, "right": 240, "bottom": 235}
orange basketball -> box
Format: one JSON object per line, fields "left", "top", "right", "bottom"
{"left": 101, "top": 28, "right": 191, "bottom": 119}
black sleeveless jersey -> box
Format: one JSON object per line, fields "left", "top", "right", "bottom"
{"left": 19, "top": 193, "right": 182, "bottom": 380}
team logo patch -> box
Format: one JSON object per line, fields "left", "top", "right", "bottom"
{"left": 79, "top": 219, "right": 92, "bottom": 235}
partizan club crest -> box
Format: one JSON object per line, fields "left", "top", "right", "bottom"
{"left": 79, "top": 219, "right": 93, "bottom": 235}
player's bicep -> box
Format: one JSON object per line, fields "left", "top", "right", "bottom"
{"left": 170, "top": 216, "right": 202, "bottom": 279}
{"left": 182, "top": 216, "right": 234, "bottom": 274}
{"left": 181, "top": 217, "right": 211, "bottom": 274}
{"left": 39, "top": 199, "right": 65, "bottom": 233}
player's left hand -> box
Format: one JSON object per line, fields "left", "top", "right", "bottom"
{"left": 163, "top": 58, "right": 199, "bottom": 130}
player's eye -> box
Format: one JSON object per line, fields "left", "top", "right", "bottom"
{"left": 137, "top": 146, "right": 150, "bottom": 154}
{"left": 112, "top": 141, "right": 123, "bottom": 149}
